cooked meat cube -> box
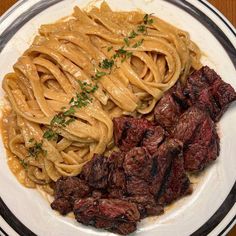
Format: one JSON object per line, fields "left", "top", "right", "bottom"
{"left": 51, "top": 176, "right": 91, "bottom": 215}
{"left": 108, "top": 152, "right": 126, "bottom": 197}
{"left": 124, "top": 147, "right": 152, "bottom": 180}
{"left": 95, "top": 219, "right": 137, "bottom": 235}
{"left": 126, "top": 195, "right": 164, "bottom": 218}
{"left": 123, "top": 147, "right": 153, "bottom": 196}
{"left": 92, "top": 190, "right": 108, "bottom": 199}
{"left": 184, "top": 66, "right": 236, "bottom": 121}
{"left": 195, "top": 88, "right": 221, "bottom": 120}
{"left": 183, "top": 115, "right": 220, "bottom": 171}
{"left": 113, "top": 117, "right": 153, "bottom": 151}
{"left": 53, "top": 176, "right": 91, "bottom": 200}
{"left": 211, "top": 78, "right": 236, "bottom": 120}
{"left": 172, "top": 106, "right": 220, "bottom": 171}
{"left": 184, "top": 66, "right": 215, "bottom": 102}
{"left": 51, "top": 197, "right": 72, "bottom": 215}
{"left": 171, "top": 106, "right": 206, "bottom": 144}
{"left": 157, "top": 151, "right": 192, "bottom": 205}
{"left": 154, "top": 82, "right": 187, "bottom": 131}
{"left": 171, "top": 82, "right": 189, "bottom": 109}
{"left": 81, "top": 154, "right": 109, "bottom": 189}
{"left": 108, "top": 151, "right": 125, "bottom": 169}
{"left": 154, "top": 92, "right": 182, "bottom": 131}
{"left": 149, "top": 139, "right": 183, "bottom": 197}
{"left": 126, "top": 176, "right": 150, "bottom": 195}
{"left": 74, "top": 198, "right": 140, "bottom": 235}
{"left": 112, "top": 222, "right": 137, "bottom": 235}
{"left": 141, "top": 126, "right": 165, "bottom": 155}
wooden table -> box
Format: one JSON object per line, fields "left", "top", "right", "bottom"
{"left": 0, "top": 0, "right": 235, "bottom": 235}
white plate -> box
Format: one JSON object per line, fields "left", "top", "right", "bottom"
{"left": 0, "top": 0, "right": 235, "bottom": 235}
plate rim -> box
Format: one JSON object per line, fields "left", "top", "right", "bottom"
{"left": 0, "top": 0, "right": 235, "bottom": 235}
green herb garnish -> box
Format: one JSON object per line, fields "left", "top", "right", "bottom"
{"left": 124, "top": 37, "right": 130, "bottom": 46}
{"left": 43, "top": 129, "right": 59, "bottom": 141}
{"left": 137, "top": 25, "right": 147, "bottom": 34}
{"left": 51, "top": 113, "right": 66, "bottom": 127}
{"left": 78, "top": 80, "right": 98, "bottom": 93}
{"left": 70, "top": 92, "right": 91, "bottom": 108}
{"left": 107, "top": 46, "right": 113, "bottom": 52}
{"left": 126, "top": 51, "right": 133, "bottom": 59}
{"left": 132, "top": 39, "right": 144, "bottom": 48}
{"left": 19, "top": 159, "right": 28, "bottom": 169}
{"left": 143, "top": 14, "right": 154, "bottom": 25}
{"left": 65, "top": 118, "right": 76, "bottom": 125}
{"left": 63, "top": 107, "right": 76, "bottom": 116}
{"left": 117, "top": 46, "right": 127, "bottom": 55}
{"left": 99, "top": 59, "right": 114, "bottom": 70}
{"left": 29, "top": 138, "right": 34, "bottom": 143}
{"left": 92, "top": 71, "right": 107, "bottom": 80}
{"left": 129, "top": 30, "right": 138, "bottom": 39}
{"left": 28, "top": 141, "right": 46, "bottom": 158}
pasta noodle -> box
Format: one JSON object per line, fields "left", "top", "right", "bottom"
{"left": 1, "top": 2, "right": 201, "bottom": 192}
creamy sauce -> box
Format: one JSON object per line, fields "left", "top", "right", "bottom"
{"left": 1, "top": 108, "right": 35, "bottom": 188}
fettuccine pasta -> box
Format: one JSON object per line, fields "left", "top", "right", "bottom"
{"left": 1, "top": 2, "right": 201, "bottom": 193}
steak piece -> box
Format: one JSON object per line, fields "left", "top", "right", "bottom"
{"left": 126, "top": 176, "right": 150, "bottom": 196}
{"left": 157, "top": 150, "right": 192, "bottom": 205}
{"left": 154, "top": 93, "right": 182, "bottom": 131}
{"left": 194, "top": 88, "right": 221, "bottom": 120}
{"left": 74, "top": 198, "right": 140, "bottom": 235}
{"left": 124, "top": 147, "right": 152, "bottom": 180}
{"left": 125, "top": 195, "right": 164, "bottom": 218}
{"left": 211, "top": 78, "right": 236, "bottom": 119}
{"left": 108, "top": 152, "right": 126, "bottom": 198}
{"left": 124, "top": 147, "right": 153, "bottom": 196}
{"left": 184, "top": 66, "right": 236, "bottom": 121}
{"left": 51, "top": 177, "right": 91, "bottom": 215}
{"left": 154, "top": 82, "right": 187, "bottom": 131}
{"left": 149, "top": 139, "right": 183, "bottom": 197}
{"left": 172, "top": 106, "right": 220, "bottom": 171}
{"left": 141, "top": 126, "right": 165, "bottom": 155}
{"left": 113, "top": 117, "right": 153, "bottom": 151}
{"left": 81, "top": 154, "right": 109, "bottom": 189}
{"left": 51, "top": 198, "right": 72, "bottom": 215}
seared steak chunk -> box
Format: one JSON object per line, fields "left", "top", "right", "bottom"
{"left": 51, "top": 176, "right": 91, "bottom": 215}
{"left": 125, "top": 195, "right": 163, "bottom": 218}
{"left": 157, "top": 150, "right": 192, "bottom": 205}
{"left": 113, "top": 117, "right": 153, "bottom": 151}
{"left": 149, "top": 139, "right": 183, "bottom": 197}
{"left": 124, "top": 147, "right": 152, "bottom": 180}
{"left": 81, "top": 154, "right": 109, "bottom": 189}
{"left": 154, "top": 82, "right": 187, "bottom": 131}
{"left": 154, "top": 92, "right": 182, "bottom": 131}
{"left": 172, "top": 106, "right": 220, "bottom": 171}
{"left": 51, "top": 197, "right": 72, "bottom": 215}
{"left": 184, "top": 66, "right": 236, "bottom": 121}
{"left": 142, "top": 126, "right": 165, "bottom": 155}
{"left": 108, "top": 152, "right": 126, "bottom": 198}
{"left": 74, "top": 198, "right": 140, "bottom": 235}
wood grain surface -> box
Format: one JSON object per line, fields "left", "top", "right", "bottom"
{"left": 0, "top": 0, "right": 235, "bottom": 235}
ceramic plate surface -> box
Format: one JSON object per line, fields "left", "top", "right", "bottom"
{"left": 0, "top": 0, "right": 235, "bottom": 235}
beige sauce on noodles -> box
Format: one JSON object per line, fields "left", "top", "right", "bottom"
{"left": 1, "top": 109, "right": 35, "bottom": 188}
